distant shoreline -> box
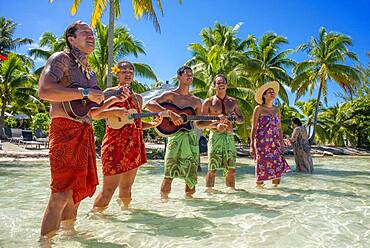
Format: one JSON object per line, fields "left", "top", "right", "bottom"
{"left": 0, "top": 141, "right": 369, "bottom": 163}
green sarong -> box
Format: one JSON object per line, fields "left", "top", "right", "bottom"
{"left": 164, "top": 129, "right": 199, "bottom": 189}
{"left": 208, "top": 131, "right": 236, "bottom": 176}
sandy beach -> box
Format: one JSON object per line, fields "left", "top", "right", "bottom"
{"left": 1, "top": 140, "right": 369, "bottom": 163}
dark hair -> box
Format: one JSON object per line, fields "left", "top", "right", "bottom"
{"left": 65, "top": 20, "right": 84, "bottom": 49}
{"left": 291, "top": 117, "right": 302, "bottom": 126}
{"left": 213, "top": 74, "right": 227, "bottom": 85}
{"left": 117, "top": 60, "right": 135, "bottom": 71}
{"left": 177, "top": 65, "right": 192, "bottom": 76}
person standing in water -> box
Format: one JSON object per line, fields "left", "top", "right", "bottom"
{"left": 145, "top": 66, "right": 202, "bottom": 199}
{"left": 198, "top": 74, "right": 244, "bottom": 192}
{"left": 288, "top": 117, "right": 314, "bottom": 173}
{"left": 250, "top": 81, "right": 290, "bottom": 187}
{"left": 93, "top": 60, "right": 164, "bottom": 210}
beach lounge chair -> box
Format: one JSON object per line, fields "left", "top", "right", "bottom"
{"left": 10, "top": 128, "right": 23, "bottom": 144}
{"left": 34, "top": 129, "right": 49, "bottom": 148}
{"left": 2, "top": 127, "right": 12, "bottom": 140}
{"left": 21, "top": 130, "right": 42, "bottom": 149}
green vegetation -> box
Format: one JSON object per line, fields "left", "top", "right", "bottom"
{"left": 1, "top": 16, "right": 368, "bottom": 148}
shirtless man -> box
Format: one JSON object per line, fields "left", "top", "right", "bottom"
{"left": 145, "top": 66, "right": 202, "bottom": 198}
{"left": 198, "top": 74, "right": 244, "bottom": 192}
{"left": 38, "top": 20, "right": 128, "bottom": 239}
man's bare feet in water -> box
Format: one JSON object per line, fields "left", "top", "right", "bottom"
{"left": 185, "top": 184, "right": 195, "bottom": 199}
{"left": 39, "top": 230, "right": 57, "bottom": 247}
{"left": 160, "top": 178, "right": 172, "bottom": 201}
{"left": 91, "top": 205, "right": 108, "bottom": 213}
{"left": 225, "top": 187, "right": 236, "bottom": 193}
{"left": 205, "top": 187, "right": 214, "bottom": 194}
{"left": 161, "top": 192, "right": 169, "bottom": 201}
{"left": 185, "top": 193, "right": 194, "bottom": 199}
{"left": 117, "top": 198, "right": 131, "bottom": 210}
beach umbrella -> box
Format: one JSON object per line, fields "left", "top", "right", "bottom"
{"left": 12, "top": 113, "right": 29, "bottom": 119}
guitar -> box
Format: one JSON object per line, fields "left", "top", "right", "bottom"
{"left": 155, "top": 102, "right": 237, "bottom": 137}
{"left": 62, "top": 84, "right": 126, "bottom": 119}
{"left": 107, "top": 109, "right": 161, "bottom": 129}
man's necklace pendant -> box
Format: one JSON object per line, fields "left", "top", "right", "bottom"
{"left": 74, "top": 58, "right": 92, "bottom": 80}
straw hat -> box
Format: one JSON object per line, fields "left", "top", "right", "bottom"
{"left": 254, "top": 81, "right": 280, "bottom": 105}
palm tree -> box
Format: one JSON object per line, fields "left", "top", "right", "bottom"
{"left": 291, "top": 27, "right": 361, "bottom": 144}
{"left": 0, "top": 17, "right": 34, "bottom": 69}
{"left": 187, "top": 23, "right": 255, "bottom": 98}
{"left": 245, "top": 32, "right": 296, "bottom": 103}
{"left": 49, "top": 0, "right": 164, "bottom": 87}
{"left": 187, "top": 23, "right": 257, "bottom": 142}
{"left": 279, "top": 103, "right": 302, "bottom": 135}
{"left": 0, "top": 53, "right": 38, "bottom": 138}
{"left": 90, "top": 21, "right": 157, "bottom": 88}
{"left": 295, "top": 99, "right": 323, "bottom": 137}
{"left": 317, "top": 104, "right": 348, "bottom": 146}
{"left": 0, "top": 17, "right": 33, "bottom": 56}
{"left": 29, "top": 32, "right": 66, "bottom": 62}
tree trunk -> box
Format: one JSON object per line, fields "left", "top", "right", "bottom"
{"left": 0, "top": 102, "right": 6, "bottom": 139}
{"left": 106, "top": 0, "right": 115, "bottom": 88}
{"left": 357, "top": 129, "right": 361, "bottom": 148}
{"left": 309, "top": 81, "right": 323, "bottom": 145}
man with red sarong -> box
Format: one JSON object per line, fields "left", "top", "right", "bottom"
{"left": 38, "top": 21, "right": 129, "bottom": 240}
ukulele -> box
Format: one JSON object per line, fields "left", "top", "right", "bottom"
{"left": 62, "top": 84, "right": 125, "bottom": 119}
{"left": 106, "top": 109, "right": 163, "bottom": 129}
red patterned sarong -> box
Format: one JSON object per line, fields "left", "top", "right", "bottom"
{"left": 49, "top": 117, "right": 98, "bottom": 203}
{"left": 101, "top": 96, "right": 147, "bottom": 176}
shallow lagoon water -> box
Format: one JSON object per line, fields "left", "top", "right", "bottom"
{"left": 0, "top": 156, "right": 369, "bottom": 247}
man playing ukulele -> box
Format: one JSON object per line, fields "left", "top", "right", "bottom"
{"left": 38, "top": 21, "right": 128, "bottom": 240}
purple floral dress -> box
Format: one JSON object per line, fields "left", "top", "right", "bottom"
{"left": 254, "top": 113, "right": 290, "bottom": 182}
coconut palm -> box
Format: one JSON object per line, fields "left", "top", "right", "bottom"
{"left": 187, "top": 23, "right": 258, "bottom": 142}
{"left": 295, "top": 99, "right": 323, "bottom": 137}
{"left": 0, "top": 53, "right": 38, "bottom": 138}
{"left": 0, "top": 17, "right": 34, "bottom": 69}
{"left": 187, "top": 22, "right": 255, "bottom": 98}
{"left": 245, "top": 32, "right": 296, "bottom": 103}
{"left": 279, "top": 103, "right": 302, "bottom": 135}
{"left": 29, "top": 32, "right": 66, "bottom": 62}
{"left": 90, "top": 21, "right": 157, "bottom": 89}
{"left": 291, "top": 27, "right": 361, "bottom": 144}
{"left": 0, "top": 17, "right": 33, "bottom": 56}
{"left": 316, "top": 104, "right": 348, "bottom": 146}
{"left": 49, "top": 0, "right": 164, "bottom": 87}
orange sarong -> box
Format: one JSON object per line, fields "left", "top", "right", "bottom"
{"left": 101, "top": 96, "right": 147, "bottom": 176}
{"left": 49, "top": 117, "right": 98, "bottom": 204}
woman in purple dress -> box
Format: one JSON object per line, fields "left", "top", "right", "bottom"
{"left": 250, "top": 81, "right": 290, "bottom": 187}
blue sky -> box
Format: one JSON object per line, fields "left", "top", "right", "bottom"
{"left": 1, "top": 0, "right": 369, "bottom": 106}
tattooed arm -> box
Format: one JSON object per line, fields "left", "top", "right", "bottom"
{"left": 38, "top": 52, "right": 103, "bottom": 104}
{"left": 38, "top": 52, "right": 83, "bottom": 102}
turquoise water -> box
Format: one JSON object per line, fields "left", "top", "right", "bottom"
{"left": 0, "top": 156, "right": 369, "bottom": 247}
